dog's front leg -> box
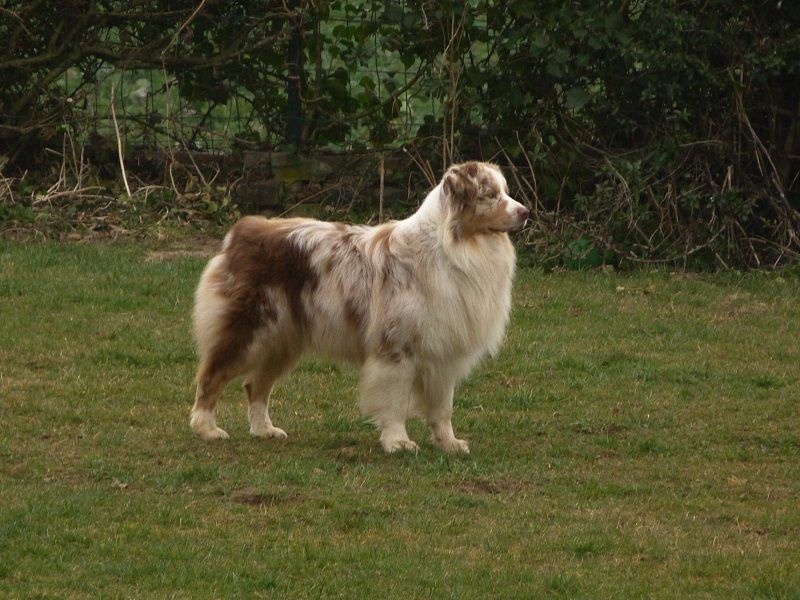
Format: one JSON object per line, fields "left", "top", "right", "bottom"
{"left": 421, "top": 375, "right": 470, "bottom": 454}
{"left": 358, "top": 356, "right": 419, "bottom": 453}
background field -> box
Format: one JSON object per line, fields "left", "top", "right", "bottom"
{"left": 1, "top": 241, "right": 799, "bottom": 598}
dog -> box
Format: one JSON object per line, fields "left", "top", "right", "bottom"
{"left": 190, "top": 161, "right": 529, "bottom": 453}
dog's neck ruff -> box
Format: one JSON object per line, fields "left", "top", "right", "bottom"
{"left": 398, "top": 183, "right": 515, "bottom": 271}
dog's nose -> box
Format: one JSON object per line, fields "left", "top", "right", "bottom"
{"left": 517, "top": 206, "right": 530, "bottom": 222}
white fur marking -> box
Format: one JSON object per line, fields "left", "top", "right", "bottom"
{"left": 190, "top": 408, "right": 229, "bottom": 440}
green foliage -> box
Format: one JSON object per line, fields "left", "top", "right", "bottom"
{"left": 1, "top": 1, "right": 799, "bottom": 266}
{"left": 563, "top": 238, "right": 603, "bottom": 270}
{"left": 438, "top": 0, "right": 800, "bottom": 266}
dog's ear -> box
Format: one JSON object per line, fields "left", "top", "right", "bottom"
{"left": 441, "top": 162, "right": 479, "bottom": 211}
{"left": 441, "top": 162, "right": 481, "bottom": 240}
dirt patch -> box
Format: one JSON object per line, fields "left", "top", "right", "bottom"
{"left": 144, "top": 236, "right": 221, "bottom": 262}
{"left": 145, "top": 249, "right": 214, "bottom": 262}
{"left": 229, "top": 487, "right": 302, "bottom": 507}
{"left": 570, "top": 422, "right": 630, "bottom": 436}
{"left": 712, "top": 292, "right": 770, "bottom": 322}
{"left": 451, "top": 477, "right": 531, "bottom": 496}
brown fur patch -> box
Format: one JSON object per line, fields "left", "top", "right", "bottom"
{"left": 227, "top": 216, "right": 318, "bottom": 321}
{"left": 205, "top": 216, "right": 319, "bottom": 374}
{"left": 442, "top": 162, "right": 480, "bottom": 210}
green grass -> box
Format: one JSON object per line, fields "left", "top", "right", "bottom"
{"left": 1, "top": 241, "right": 799, "bottom": 598}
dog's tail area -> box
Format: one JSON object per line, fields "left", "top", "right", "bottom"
{"left": 193, "top": 254, "right": 229, "bottom": 362}
{"left": 191, "top": 252, "right": 256, "bottom": 440}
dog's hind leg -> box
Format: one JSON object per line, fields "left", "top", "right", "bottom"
{"left": 190, "top": 358, "right": 243, "bottom": 441}
{"left": 190, "top": 324, "right": 253, "bottom": 441}
{"left": 359, "top": 356, "right": 419, "bottom": 453}
{"left": 244, "top": 349, "right": 300, "bottom": 440}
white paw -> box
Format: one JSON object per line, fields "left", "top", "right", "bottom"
{"left": 381, "top": 438, "right": 420, "bottom": 454}
{"left": 250, "top": 425, "right": 288, "bottom": 440}
{"left": 450, "top": 438, "right": 470, "bottom": 454}
{"left": 195, "top": 426, "right": 230, "bottom": 441}
{"left": 190, "top": 409, "right": 229, "bottom": 441}
{"left": 435, "top": 436, "right": 470, "bottom": 454}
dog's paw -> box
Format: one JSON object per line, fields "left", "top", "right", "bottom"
{"left": 250, "top": 424, "right": 288, "bottom": 440}
{"left": 381, "top": 438, "right": 420, "bottom": 454}
{"left": 190, "top": 410, "right": 230, "bottom": 441}
{"left": 195, "top": 426, "right": 230, "bottom": 441}
{"left": 448, "top": 438, "right": 470, "bottom": 454}
{"left": 434, "top": 436, "right": 470, "bottom": 454}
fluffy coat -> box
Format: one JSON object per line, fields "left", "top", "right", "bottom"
{"left": 190, "top": 161, "right": 529, "bottom": 452}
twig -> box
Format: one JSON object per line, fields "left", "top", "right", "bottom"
{"left": 109, "top": 79, "right": 133, "bottom": 198}
{"left": 278, "top": 183, "right": 342, "bottom": 218}
{"left": 34, "top": 188, "right": 108, "bottom": 203}
{"left": 0, "top": 7, "right": 33, "bottom": 38}
{"left": 493, "top": 140, "right": 531, "bottom": 210}
{"left": 731, "top": 70, "right": 800, "bottom": 245}
{"left": 516, "top": 131, "right": 541, "bottom": 211}
{"left": 0, "top": 164, "right": 16, "bottom": 202}
{"left": 162, "top": 0, "right": 209, "bottom": 56}
{"left": 402, "top": 147, "right": 436, "bottom": 187}
{"left": 159, "top": 58, "right": 212, "bottom": 194}
{"left": 379, "top": 152, "right": 385, "bottom": 222}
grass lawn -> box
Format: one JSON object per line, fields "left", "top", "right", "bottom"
{"left": 1, "top": 240, "right": 798, "bottom": 598}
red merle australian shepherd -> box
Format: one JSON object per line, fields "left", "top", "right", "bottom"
{"left": 190, "top": 161, "right": 529, "bottom": 453}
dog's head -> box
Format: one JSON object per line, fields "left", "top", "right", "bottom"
{"left": 440, "top": 161, "right": 529, "bottom": 240}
